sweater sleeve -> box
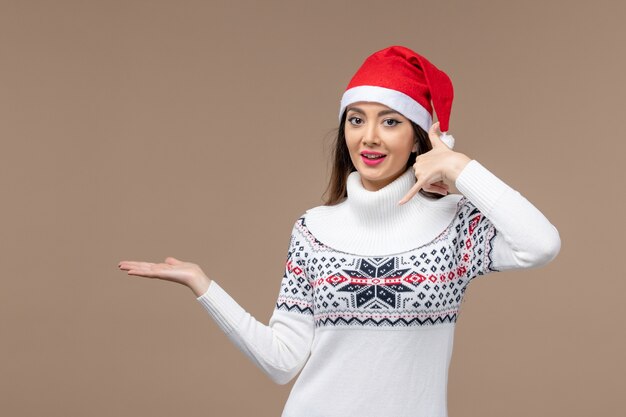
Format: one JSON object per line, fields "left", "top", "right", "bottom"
{"left": 450, "top": 159, "right": 561, "bottom": 280}
{"left": 195, "top": 217, "right": 315, "bottom": 385}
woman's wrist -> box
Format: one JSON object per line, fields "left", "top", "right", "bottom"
{"left": 444, "top": 153, "right": 472, "bottom": 183}
{"left": 190, "top": 274, "right": 212, "bottom": 297}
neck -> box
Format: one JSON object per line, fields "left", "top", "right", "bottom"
{"left": 346, "top": 168, "right": 430, "bottom": 226}
{"left": 304, "top": 168, "right": 463, "bottom": 256}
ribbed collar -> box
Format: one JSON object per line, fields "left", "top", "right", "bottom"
{"left": 304, "top": 167, "right": 463, "bottom": 256}
{"left": 346, "top": 167, "right": 430, "bottom": 222}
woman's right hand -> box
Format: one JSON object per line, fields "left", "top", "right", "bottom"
{"left": 118, "top": 257, "right": 212, "bottom": 297}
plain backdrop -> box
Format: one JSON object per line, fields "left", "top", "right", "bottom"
{"left": 1, "top": 0, "right": 623, "bottom": 416}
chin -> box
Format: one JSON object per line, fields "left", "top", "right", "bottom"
{"left": 359, "top": 169, "right": 397, "bottom": 183}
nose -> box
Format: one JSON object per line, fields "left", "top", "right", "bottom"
{"left": 361, "top": 123, "right": 380, "bottom": 146}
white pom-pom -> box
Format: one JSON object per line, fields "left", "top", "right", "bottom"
{"left": 440, "top": 132, "right": 455, "bottom": 149}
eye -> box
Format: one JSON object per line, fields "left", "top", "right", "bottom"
{"left": 347, "top": 116, "right": 363, "bottom": 126}
{"left": 383, "top": 118, "right": 402, "bottom": 127}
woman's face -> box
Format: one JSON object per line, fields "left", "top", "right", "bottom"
{"left": 344, "top": 101, "right": 417, "bottom": 191}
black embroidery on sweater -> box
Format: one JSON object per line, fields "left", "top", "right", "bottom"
{"left": 275, "top": 200, "right": 499, "bottom": 327}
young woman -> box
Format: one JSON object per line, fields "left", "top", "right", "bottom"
{"left": 118, "top": 45, "right": 561, "bottom": 417}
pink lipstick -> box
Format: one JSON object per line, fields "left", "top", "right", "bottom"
{"left": 360, "top": 151, "right": 387, "bottom": 166}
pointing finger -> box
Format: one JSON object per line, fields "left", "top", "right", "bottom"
{"left": 398, "top": 177, "right": 427, "bottom": 205}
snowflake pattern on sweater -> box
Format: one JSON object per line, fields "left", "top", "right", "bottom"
{"left": 275, "top": 196, "right": 498, "bottom": 329}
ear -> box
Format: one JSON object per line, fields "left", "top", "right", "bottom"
{"left": 412, "top": 139, "right": 418, "bottom": 153}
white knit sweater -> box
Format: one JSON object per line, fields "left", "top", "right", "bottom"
{"left": 196, "top": 160, "right": 561, "bottom": 417}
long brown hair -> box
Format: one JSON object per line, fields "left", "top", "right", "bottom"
{"left": 321, "top": 110, "right": 445, "bottom": 206}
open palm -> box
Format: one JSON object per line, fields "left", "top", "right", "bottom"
{"left": 118, "top": 257, "right": 209, "bottom": 294}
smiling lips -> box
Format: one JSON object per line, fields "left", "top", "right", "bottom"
{"left": 361, "top": 151, "right": 387, "bottom": 166}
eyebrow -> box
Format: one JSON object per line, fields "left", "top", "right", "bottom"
{"left": 346, "top": 106, "right": 402, "bottom": 117}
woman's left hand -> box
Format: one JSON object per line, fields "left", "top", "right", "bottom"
{"left": 398, "top": 122, "right": 472, "bottom": 205}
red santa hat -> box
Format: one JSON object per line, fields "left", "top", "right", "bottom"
{"left": 338, "top": 45, "right": 456, "bottom": 149}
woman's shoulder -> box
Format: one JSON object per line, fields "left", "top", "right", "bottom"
{"left": 285, "top": 201, "right": 349, "bottom": 244}
{"left": 303, "top": 199, "right": 347, "bottom": 215}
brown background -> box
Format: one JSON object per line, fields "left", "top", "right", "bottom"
{"left": 1, "top": 0, "right": 623, "bottom": 416}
